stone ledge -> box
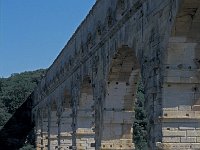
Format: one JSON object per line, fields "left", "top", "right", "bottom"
{"left": 159, "top": 117, "right": 200, "bottom": 123}
{"left": 156, "top": 142, "right": 200, "bottom": 150}
{"left": 101, "top": 139, "right": 135, "bottom": 150}
{"left": 162, "top": 110, "right": 200, "bottom": 119}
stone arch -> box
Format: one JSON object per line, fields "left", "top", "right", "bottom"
{"left": 101, "top": 45, "right": 140, "bottom": 149}
{"left": 76, "top": 76, "right": 95, "bottom": 149}
{"left": 159, "top": 1, "right": 200, "bottom": 149}
{"left": 59, "top": 88, "right": 73, "bottom": 150}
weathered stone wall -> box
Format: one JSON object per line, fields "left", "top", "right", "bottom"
{"left": 32, "top": 0, "right": 200, "bottom": 149}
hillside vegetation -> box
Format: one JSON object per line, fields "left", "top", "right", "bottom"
{"left": 0, "top": 69, "right": 46, "bottom": 129}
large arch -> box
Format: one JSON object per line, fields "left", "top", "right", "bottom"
{"left": 76, "top": 76, "right": 95, "bottom": 149}
{"left": 101, "top": 45, "right": 140, "bottom": 149}
{"left": 158, "top": 0, "right": 200, "bottom": 149}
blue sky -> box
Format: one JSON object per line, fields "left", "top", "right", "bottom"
{"left": 0, "top": 0, "right": 95, "bottom": 77}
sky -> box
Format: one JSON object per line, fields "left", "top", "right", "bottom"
{"left": 0, "top": 0, "right": 96, "bottom": 78}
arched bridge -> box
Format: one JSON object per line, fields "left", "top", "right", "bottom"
{"left": 2, "top": 0, "right": 200, "bottom": 149}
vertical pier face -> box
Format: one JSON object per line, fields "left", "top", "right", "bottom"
{"left": 31, "top": 0, "right": 200, "bottom": 150}
{"left": 49, "top": 102, "right": 59, "bottom": 150}
{"left": 158, "top": 0, "right": 200, "bottom": 149}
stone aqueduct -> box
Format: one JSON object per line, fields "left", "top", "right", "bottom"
{"left": 32, "top": 0, "right": 200, "bottom": 149}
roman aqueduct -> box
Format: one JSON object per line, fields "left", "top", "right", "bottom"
{"left": 31, "top": 0, "right": 200, "bottom": 149}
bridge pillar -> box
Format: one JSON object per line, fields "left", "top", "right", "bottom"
{"left": 76, "top": 77, "right": 95, "bottom": 150}
{"left": 35, "top": 109, "right": 48, "bottom": 150}
{"left": 47, "top": 103, "right": 59, "bottom": 150}
{"left": 40, "top": 109, "right": 48, "bottom": 150}
{"left": 156, "top": 1, "right": 200, "bottom": 149}
{"left": 42, "top": 118, "right": 48, "bottom": 149}
{"left": 59, "top": 108, "right": 73, "bottom": 149}
{"left": 157, "top": 38, "right": 200, "bottom": 149}
{"left": 36, "top": 116, "right": 42, "bottom": 150}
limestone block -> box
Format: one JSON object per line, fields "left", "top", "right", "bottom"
{"left": 162, "top": 127, "right": 179, "bottom": 131}
{"left": 187, "top": 130, "right": 200, "bottom": 137}
{"left": 181, "top": 137, "right": 197, "bottom": 143}
{"left": 103, "top": 111, "right": 134, "bottom": 124}
{"left": 162, "top": 137, "right": 180, "bottom": 143}
{"left": 195, "top": 111, "right": 200, "bottom": 118}
{"left": 76, "top": 128, "right": 94, "bottom": 135}
{"left": 101, "top": 139, "right": 134, "bottom": 150}
{"left": 179, "top": 105, "right": 192, "bottom": 111}
{"left": 105, "top": 95, "right": 124, "bottom": 109}
{"left": 77, "top": 110, "right": 93, "bottom": 118}
{"left": 197, "top": 137, "right": 200, "bottom": 142}
{"left": 191, "top": 143, "right": 200, "bottom": 149}
{"left": 162, "top": 110, "right": 200, "bottom": 119}
{"left": 179, "top": 126, "right": 195, "bottom": 130}
{"left": 163, "top": 107, "right": 179, "bottom": 111}
{"left": 162, "top": 130, "right": 186, "bottom": 137}
{"left": 192, "top": 105, "right": 200, "bottom": 111}
{"left": 103, "top": 124, "right": 122, "bottom": 138}
{"left": 156, "top": 142, "right": 191, "bottom": 149}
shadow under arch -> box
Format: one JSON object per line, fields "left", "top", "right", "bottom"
{"left": 76, "top": 76, "right": 95, "bottom": 149}
{"left": 101, "top": 45, "right": 140, "bottom": 150}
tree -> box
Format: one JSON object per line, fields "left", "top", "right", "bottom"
{"left": 133, "top": 79, "right": 148, "bottom": 150}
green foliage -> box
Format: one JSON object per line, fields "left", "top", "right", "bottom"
{"left": 0, "top": 69, "right": 46, "bottom": 128}
{"left": 134, "top": 79, "right": 148, "bottom": 150}
{"left": 1, "top": 70, "right": 46, "bottom": 113}
{"left": 0, "top": 107, "right": 12, "bottom": 129}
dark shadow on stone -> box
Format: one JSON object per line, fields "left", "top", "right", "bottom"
{"left": 0, "top": 93, "right": 35, "bottom": 150}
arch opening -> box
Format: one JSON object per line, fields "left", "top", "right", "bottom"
{"left": 101, "top": 46, "right": 140, "bottom": 150}
{"left": 59, "top": 90, "right": 73, "bottom": 150}
{"left": 48, "top": 100, "right": 59, "bottom": 150}
{"left": 76, "top": 76, "right": 95, "bottom": 150}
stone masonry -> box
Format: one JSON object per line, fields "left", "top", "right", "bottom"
{"left": 32, "top": 0, "right": 200, "bottom": 149}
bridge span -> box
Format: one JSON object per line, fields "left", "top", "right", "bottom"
{"left": 29, "top": 0, "right": 200, "bottom": 149}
